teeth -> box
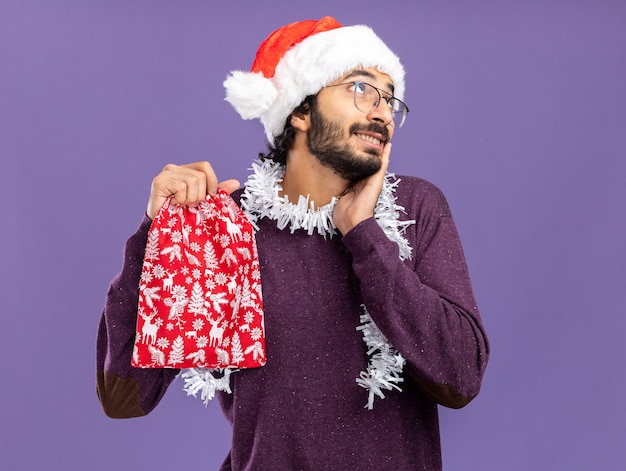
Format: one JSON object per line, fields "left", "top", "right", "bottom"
{"left": 356, "top": 133, "right": 381, "bottom": 145}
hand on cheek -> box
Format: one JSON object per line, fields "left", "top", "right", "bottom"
{"left": 333, "top": 143, "right": 391, "bottom": 235}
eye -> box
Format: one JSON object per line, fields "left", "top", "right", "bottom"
{"left": 350, "top": 81, "right": 368, "bottom": 95}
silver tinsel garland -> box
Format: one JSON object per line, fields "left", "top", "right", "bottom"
{"left": 183, "top": 159, "right": 415, "bottom": 408}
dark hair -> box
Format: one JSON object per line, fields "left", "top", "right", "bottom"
{"left": 259, "top": 95, "right": 317, "bottom": 165}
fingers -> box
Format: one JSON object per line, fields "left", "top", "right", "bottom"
{"left": 357, "top": 142, "right": 392, "bottom": 193}
{"left": 380, "top": 142, "right": 391, "bottom": 174}
{"left": 333, "top": 143, "right": 393, "bottom": 234}
{"left": 146, "top": 161, "right": 239, "bottom": 219}
{"left": 217, "top": 179, "right": 241, "bottom": 195}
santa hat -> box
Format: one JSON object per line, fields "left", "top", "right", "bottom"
{"left": 224, "top": 16, "right": 405, "bottom": 144}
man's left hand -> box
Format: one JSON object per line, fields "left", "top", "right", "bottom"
{"left": 333, "top": 143, "right": 391, "bottom": 235}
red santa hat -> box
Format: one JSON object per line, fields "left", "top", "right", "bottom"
{"left": 224, "top": 16, "right": 405, "bottom": 144}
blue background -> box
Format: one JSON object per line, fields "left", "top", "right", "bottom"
{"left": 1, "top": 0, "right": 625, "bottom": 469}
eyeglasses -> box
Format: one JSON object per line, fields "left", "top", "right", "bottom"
{"left": 323, "top": 81, "right": 409, "bottom": 128}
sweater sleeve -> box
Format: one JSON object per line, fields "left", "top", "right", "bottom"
{"left": 96, "top": 216, "right": 179, "bottom": 418}
{"left": 341, "top": 180, "right": 489, "bottom": 409}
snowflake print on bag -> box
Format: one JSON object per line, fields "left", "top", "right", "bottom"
{"left": 132, "top": 188, "right": 266, "bottom": 370}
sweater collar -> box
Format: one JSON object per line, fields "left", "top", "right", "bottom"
{"left": 239, "top": 159, "right": 414, "bottom": 260}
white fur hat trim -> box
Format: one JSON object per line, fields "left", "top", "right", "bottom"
{"left": 224, "top": 24, "right": 405, "bottom": 144}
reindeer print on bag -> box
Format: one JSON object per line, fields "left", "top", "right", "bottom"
{"left": 132, "top": 188, "right": 266, "bottom": 370}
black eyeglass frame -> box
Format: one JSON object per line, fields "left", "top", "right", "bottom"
{"left": 323, "top": 81, "right": 409, "bottom": 128}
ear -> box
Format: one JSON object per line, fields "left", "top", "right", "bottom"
{"left": 290, "top": 111, "right": 310, "bottom": 132}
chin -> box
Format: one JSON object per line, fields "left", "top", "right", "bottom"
{"left": 310, "top": 140, "right": 382, "bottom": 181}
{"left": 340, "top": 156, "right": 381, "bottom": 182}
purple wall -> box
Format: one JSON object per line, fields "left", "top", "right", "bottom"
{"left": 1, "top": 1, "right": 625, "bottom": 469}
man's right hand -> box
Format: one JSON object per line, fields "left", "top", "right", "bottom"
{"left": 146, "top": 161, "right": 240, "bottom": 219}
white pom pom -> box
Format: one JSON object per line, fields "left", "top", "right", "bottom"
{"left": 224, "top": 71, "right": 277, "bottom": 120}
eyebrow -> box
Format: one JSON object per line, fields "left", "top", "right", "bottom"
{"left": 342, "top": 69, "right": 395, "bottom": 95}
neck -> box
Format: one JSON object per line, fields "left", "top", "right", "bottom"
{"left": 281, "top": 137, "right": 349, "bottom": 209}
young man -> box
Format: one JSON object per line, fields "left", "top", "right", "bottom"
{"left": 97, "top": 17, "right": 489, "bottom": 470}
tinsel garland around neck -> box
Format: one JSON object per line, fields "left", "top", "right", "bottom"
{"left": 183, "top": 159, "right": 415, "bottom": 409}
{"left": 240, "top": 159, "right": 414, "bottom": 259}
{"left": 243, "top": 159, "right": 416, "bottom": 408}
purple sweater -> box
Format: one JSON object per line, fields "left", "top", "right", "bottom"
{"left": 96, "top": 175, "right": 489, "bottom": 470}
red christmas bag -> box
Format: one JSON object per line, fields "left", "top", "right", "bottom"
{"left": 132, "top": 188, "right": 266, "bottom": 370}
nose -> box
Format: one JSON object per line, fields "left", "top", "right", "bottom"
{"left": 367, "top": 102, "right": 395, "bottom": 139}
{"left": 367, "top": 100, "right": 394, "bottom": 128}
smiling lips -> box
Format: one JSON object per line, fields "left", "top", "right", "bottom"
{"left": 355, "top": 132, "right": 384, "bottom": 147}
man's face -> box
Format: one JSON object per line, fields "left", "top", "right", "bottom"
{"left": 306, "top": 68, "right": 396, "bottom": 182}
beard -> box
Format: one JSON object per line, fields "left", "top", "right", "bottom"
{"left": 306, "top": 103, "right": 389, "bottom": 182}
